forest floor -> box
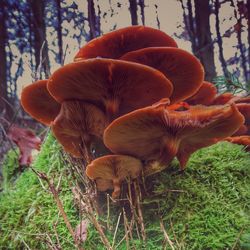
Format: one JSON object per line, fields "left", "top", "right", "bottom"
{"left": 0, "top": 133, "right": 250, "bottom": 249}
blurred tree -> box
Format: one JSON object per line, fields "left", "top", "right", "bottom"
{"left": 29, "top": 0, "right": 50, "bottom": 78}
{"left": 138, "top": 0, "right": 145, "bottom": 25}
{"left": 214, "top": 0, "right": 229, "bottom": 79}
{"left": 87, "top": 0, "right": 101, "bottom": 40}
{"left": 180, "top": 0, "right": 216, "bottom": 81}
{"left": 194, "top": 0, "right": 216, "bottom": 81}
{"left": 129, "top": 0, "right": 138, "bottom": 25}
{"left": 0, "top": 2, "right": 9, "bottom": 118}
{"left": 55, "top": 0, "right": 63, "bottom": 65}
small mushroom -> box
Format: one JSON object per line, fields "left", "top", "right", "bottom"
{"left": 21, "top": 80, "right": 61, "bottom": 125}
{"left": 51, "top": 100, "right": 108, "bottom": 158}
{"left": 74, "top": 26, "right": 177, "bottom": 60}
{"left": 104, "top": 104, "right": 244, "bottom": 170}
{"left": 48, "top": 58, "right": 173, "bottom": 121}
{"left": 121, "top": 47, "right": 204, "bottom": 103}
{"left": 86, "top": 155, "right": 142, "bottom": 198}
{"left": 186, "top": 81, "right": 217, "bottom": 105}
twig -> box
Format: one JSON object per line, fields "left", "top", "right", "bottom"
{"left": 159, "top": 217, "right": 175, "bottom": 250}
{"left": 122, "top": 208, "right": 130, "bottom": 249}
{"left": 231, "top": 227, "right": 244, "bottom": 250}
{"left": 30, "top": 168, "right": 83, "bottom": 250}
{"left": 106, "top": 194, "right": 111, "bottom": 230}
{"left": 134, "top": 180, "right": 146, "bottom": 242}
{"left": 112, "top": 212, "right": 122, "bottom": 248}
{"left": 72, "top": 187, "right": 112, "bottom": 250}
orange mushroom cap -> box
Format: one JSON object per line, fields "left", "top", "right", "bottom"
{"left": 48, "top": 58, "right": 173, "bottom": 121}
{"left": 75, "top": 26, "right": 177, "bottom": 61}
{"left": 225, "top": 136, "right": 250, "bottom": 151}
{"left": 21, "top": 80, "right": 61, "bottom": 125}
{"left": 86, "top": 155, "right": 142, "bottom": 198}
{"left": 236, "top": 103, "right": 250, "bottom": 125}
{"left": 104, "top": 104, "right": 244, "bottom": 170}
{"left": 186, "top": 81, "right": 217, "bottom": 105}
{"left": 121, "top": 47, "right": 204, "bottom": 103}
{"left": 212, "top": 92, "right": 234, "bottom": 105}
{"left": 51, "top": 101, "right": 108, "bottom": 158}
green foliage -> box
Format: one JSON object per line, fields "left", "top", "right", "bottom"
{"left": 0, "top": 133, "right": 249, "bottom": 249}
{"left": 213, "top": 72, "right": 249, "bottom": 94}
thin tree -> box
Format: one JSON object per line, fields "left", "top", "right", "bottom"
{"left": 248, "top": 0, "right": 250, "bottom": 84}
{"left": 230, "top": 0, "right": 248, "bottom": 83}
{"left": 56, "top": 0, "right": 63, "bottom": 65}
{"left": 87, "top": 0, "right": 101, "bottom": 40}
{"left": 194, "top": 0, "right": 216, "bottom": 81}
{"left": 138, "top": 0, "right": 145, "bottom": 25}
{"left": 29, "top": 0, "right": 50, "bottom": 78}
{"left": 0, "top": 3, "right": 11, "bottom": 119}
{"left": 214, "top": 0, "right": 228, "bottom": 78}
{"left": 129, "top": 0, "right": 138, "bottom": 25}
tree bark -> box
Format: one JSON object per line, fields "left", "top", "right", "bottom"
{"left": 138, "top": 0, "right": 145, "bottom": 25}
{"left": 0, "top": 4, "right": 11, "bottom": 119}
{"left": 55, "top": 0, "right": 63, "bottom": 65}
{"left": 87, "top": 0, "right": 100, "bottom": 41}
{"left": 187, "top": 0, "right": 198, "bottom": 52}
{"left": 248, "top": 0, "right": 250, "bottom": 85}
{"left": 29, "top": 0, "right": 50, "bottom": 78}
{"left": 214, "top": 0, "right": 228, "bottom": 78}
{"left": 229, "top": 0, "right": 249, "bottom": 84}
{"left": 129, "top": 0, "right": 138, "bottom": 25}
{"left": 194, "top": 0, "right": 216, "bottom": 81}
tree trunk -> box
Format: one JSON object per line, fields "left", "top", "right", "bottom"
{"left": 87, "top": 0, "right": 100, "bottom": 41}
{"left": 187, "top": 0, "right": 198, "bottom": 52}
{"left": 138, "top": 0, "right": 145, "bottom": 25}
{"left": 0, "top": 4, "right": 12, "bottom": 119}
{"left": 248, "top": 0, "right": 250, "bottom": 86}
{"left": 230, "top": 0, "right": 249, "bottom": 84}
{"left": 214, "top": 0, "right": 228, "bottom": 78}
{"left": 194, "top": 0, "right": 216, "bottom": 81}
{"left": 29, "top": 0, "right": 50, "bottom": 79}
{"left": 155, "top": 4, "right": 160, "bottom": 29}
{"left": 129, "top": 0, "right": 138, "bottom": 25}
{"left": 56, "top": 0, "right": 63, "bottom": 65}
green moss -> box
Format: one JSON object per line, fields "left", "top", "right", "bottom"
{"left": 1, "top": 149, "right": 20, "bottom": 190}
{"left": 0, "top": 134, "right": 79, "bottom": 249}
{"left": 0, "top": 134, "right": 249, "bottom": 249}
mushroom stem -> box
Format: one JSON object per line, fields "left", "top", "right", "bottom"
{"left": 112, "top": 178, "right": 121, "bottom": 199}
{"left": 105, "top": 98, "right": 120, "bottom": 122}
{"left": 160, "top": 137, "right": 180, "bottom": 165}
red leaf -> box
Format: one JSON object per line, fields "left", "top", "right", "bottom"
{"left": 7, "top": 125, "right": 41, "bottom": 166}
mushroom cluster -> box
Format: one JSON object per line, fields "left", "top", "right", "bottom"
{"left": 21, "top": 26, "right": 247, "bottom": 198}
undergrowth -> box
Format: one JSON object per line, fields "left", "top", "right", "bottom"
{"left": 0, "top": 133, "right": 249, "bottom": 249}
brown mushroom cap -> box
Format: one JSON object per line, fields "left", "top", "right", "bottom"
{"left": 121, "top": 47, "right": 204, "bottom": 103}
{"left": 21, "top": 80, "right": 61, "bottom": 125}
{"left": 51, "top": 100, "right": 108, "bottom": 158}
{"left": 74, "top": 26, "right": 177, "bottom": 60}
{"left": 186, "top": 81, "right": 217, "bottom": 105}
{"left": 48, "top": 58, "right": 173, "bottom": 120}
{"left": 104, "top": 104, "right": 244, "bottom": 169}
{"left": 86, "top": 155, "right": 142, "bottom": 198}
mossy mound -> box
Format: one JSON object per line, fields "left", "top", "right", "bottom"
{"left": 0, "top": 134, "right": 249, "bottom": 249}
